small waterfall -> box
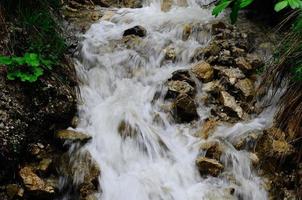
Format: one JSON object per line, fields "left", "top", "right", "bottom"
{"left": 69, "top": 0, "right": 275, "bottom": 199}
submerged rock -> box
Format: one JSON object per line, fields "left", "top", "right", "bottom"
{"left": 196, "top": 156, "right": 224, "bottom": 177}
{"left": 182, "top": 24, "right": 192, "bottom": 41}
{"left": 123, "top": 26, "right": 146, "bottom": 38}
{"left": 164, "top": 46, "right": 176, "bottom": 61}
{"left": 118, "top": 120, "right": 139, "bottom": 138}
{"left": 200, "top": 140, "right": 223, "bottom": 160}
{"left": 172, "top": 93, "right": 198, "bottom": 123}
{"left": 191, "top": 61, "right": 214, "bottom": 83}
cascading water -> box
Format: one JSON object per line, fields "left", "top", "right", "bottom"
{"left": 71, "top": 0, "right": 276, "bottom": 199}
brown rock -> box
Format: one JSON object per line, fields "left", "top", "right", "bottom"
{"left": 200, "top": 140, "right": 223, "bottom": 160}
{"left": 167, "top": 80, "right": 195, "bottom": 98}
{"left": 182, "top": 24, "right": 192, "bottom": 41}
{"left": 235, "top": 57, "right": 253, "bottom": 73}
{"left": 123, "top": 26, "right": 146, "bottom": 38}
{"left": 19, "top": 166, "right": 55, "bottom": 195}
{"left": 191, "top": 61, "right": 214, "bottom": 83}
{"left": 173, "top": 93, "right": 198, "bottom": 122}
{"left": 196, "top": 156, "right": 224, "bottom": 177}
{"left": 217, "top": 67, "right": 245, "bottom": 85}
{"left": 235, "top": 78, "right": 255, "bottom": 99}
{"left": 164, "top": 47, "right": 176, "bottom": 61}
{"left": 161, "top": 0, "right": 172, "bottom": 12}
{"left": 246, "top": 53, "right": 264, "bottom": 69}
{"left": 37, "top": 158, "right": 53, "bottom": 173}
{"left": 55, "top": 130, "right": 92, "bottom": 144}
{"left": 6, "top": 184, "right": 24, "bottom": 200}
{"left": 196, "top": 118, "right": 219, "bottom": 139}
{"left": 118, "top": 120, "right": 139, "bottom": 138}
{"left": 219, "top": 91, "right": 246, "bottom": 119}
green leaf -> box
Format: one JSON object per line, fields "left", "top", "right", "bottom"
{"left": 24, "top": 53, "right": 40, "bottom": 67}
{"left": 274, "top": 1, "right": 289, "bottom": 12}
{"left": 212, "top": 0, "right": 232, "bottom": 17}
{"left": 230, "top": 0, "right": 241, "bottom": 24}
{"left": 11, "top": 57, "right": 25, "bottom": 65}
{"left": 0, "top": 56, "right": 12, "bottom": 65}
{"left": 239, "top": 0, "right": 254, "bottom": 8}
{"left": 288, "top": 0, "right": 301, "bottom": 9}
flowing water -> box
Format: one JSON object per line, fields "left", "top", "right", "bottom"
{"left": 72, "top": 0, "right": 276, "bottom": 199}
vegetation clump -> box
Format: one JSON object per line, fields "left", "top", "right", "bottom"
{"left": 0, "top": 0, "right": 65, "bottom": 82}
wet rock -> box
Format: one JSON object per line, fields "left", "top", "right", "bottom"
{"left": 161, "top": 0, "right": 172, "bottom": 12}
{"left": 191, "top": 61, "right": 214, "bottom": 83}
{"left": 235, "top": 78, "right": 255, "bottom": 99}
{"left": 200, "top": 140, "right": 223, "bottom": 160}
{"left": 166, "top": 80, "right": 195, "bottom": 98}
{"left": 59, "top": 150, "right": 100, "bottom": 187}
{"left": 235, "top": 57, "right": 253, "bottom": 73}
{"left": 249, "top": 153, "right": 259, "bottom": 167}
{"left": 246, "top": 53, "right": 264, "bottom": 69}
{"left": 169, "top": 70, "right": 195, "bottom": 86}
{"left": 118, "top": 120, "right": 139, "bottom": 138}
{"left": 172, "top": 94, "right": 198, "bottom": 123}
{"left": 231, "top": 46, "right": 246, "bottom": 57}
{"left": 55, "top": 130, "right": 92, "bottom": 144}
{"left": 196, "top": 118, "right": 219, "bottom": 139}
{"left": 219, "top": 91, "right": 246, "bottom": 119}
{"left": 196, "top": 156, "right": 224, "bottom": 177}
{"left": 19, "top": 166, "right": 55, "bottom": 197}
{"left": 211, "top": 22, "right": 228, "bottom": 35}
{"left": 37, "top": 158, "right": 53, "bottom": 173}
{"left": 6, "top": 184, "right": 24, "bottom": 200}
{"left": 122, "top": 35, "right": 143, "bottom": 49}
{"left": 233, "top": 131, "right": 260, "bottom": 150}
{"left": 256, "top": 129, "right": 295, "bottom": 159}
{"left": 164, "top": 47, "right": 176, "bottom": 61}
{"left": 218, "top": 49, "right": 233, "bottom": 65}
{"left": 182, "top": 24, "right": 192, "bottom": 41}
{"left": 123, "top": 26, "right": 146, "bottom": 38}
{"left": 71, "top": 116, "right": 80, "bottom": 128}
{"left": 100, "top": 11, "right": 115, "bottom": 21}
{"left": 217, "top": 67, "right": 245, "bottom": 85}
{"left": 203, "top": 42, "right": 222, "bottom": 58}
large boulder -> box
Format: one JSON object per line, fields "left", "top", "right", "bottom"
{"left": 191, "top": 61, "right": 214, "bottom": 83}
{"left": 196, "top": 156, "right": 224, "bottom": 177}
{"left": 172, "top": 94, "right": 198, "bottom": 123}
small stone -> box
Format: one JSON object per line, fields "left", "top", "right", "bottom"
{"left": 196, "top": 156, "right": 224, "bottom": 177}
{"left": 123, "top": 26, "right": 146, "bottom": 38}
{"left": 164, "top": 47, "right": 176, "bottom": 61}
{"left": 191, "top": 61, "right": 214, "bottom": 83}
{"left": 246, "top": 53, "right": 264, "bottom": 69}
{"left": 211, "top": 22, "right": 227, "bottom": 34}
{"left": 231, "top": 46, "right": 246, "bottom": 57}
{"left": 217, "top": 67, "right": 245, "bottom": 84}
{"left": 71, "top": 116, "right": 79, "bottom": 128}
{"left": 90, "top": 12, "right": 100, "bottom": 21}
{"left": 55, "top": 130, "right": 92, "bottom": 144}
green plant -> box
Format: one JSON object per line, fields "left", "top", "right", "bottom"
{"left": 213, "top": 0, "right": 302, "bottom": 23}
{"left": 0, "top": 53, "right": 52, "bottom": 82}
